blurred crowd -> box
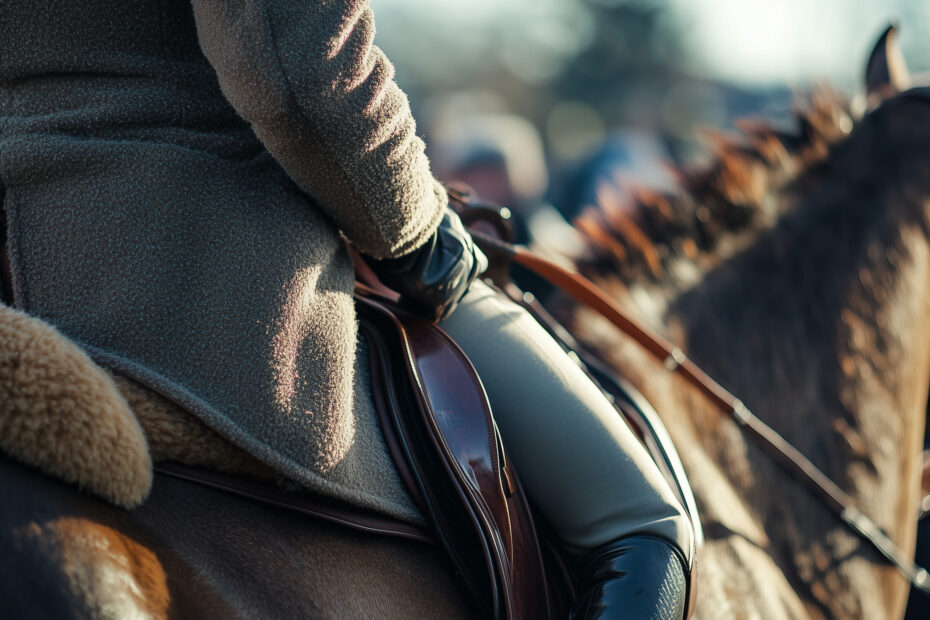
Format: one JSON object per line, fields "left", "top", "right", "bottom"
{"left": 422, "top": 90, "right": 773, "bottom": 263}
{"left": 370, "top": 0, "right": 928, "bottom": 270}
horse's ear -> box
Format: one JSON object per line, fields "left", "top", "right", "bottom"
{"left": 865, "top": 24, "right": 910, "bottom": 104}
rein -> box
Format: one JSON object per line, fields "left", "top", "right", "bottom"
{"left": 470, "top": 230, "right": 930, "bottom": 595}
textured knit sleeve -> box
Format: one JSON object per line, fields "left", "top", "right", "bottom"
{"left": 190, "top": 0, "right": 446, "bottom": 259}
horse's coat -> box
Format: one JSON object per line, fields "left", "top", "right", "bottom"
{"left": 0, "top": 456, "right": 478, "bottom": 619}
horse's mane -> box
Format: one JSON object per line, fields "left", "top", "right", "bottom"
{"left": 573, "top": 89, "right": 856, "bottom": 286}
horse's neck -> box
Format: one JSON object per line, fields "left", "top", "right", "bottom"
{"left": 669, "top": 176, "right": 930, "bottom": 452}
{"left": 660, "top": 177, "right": 930, "bottom": 618}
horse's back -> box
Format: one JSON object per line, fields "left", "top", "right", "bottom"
{"left": 0, "top": 456, "right": 477, "bottom": 619}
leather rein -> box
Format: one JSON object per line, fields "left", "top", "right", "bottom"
{"left": 469, "top": 229, "right": 930, "bottom": 595}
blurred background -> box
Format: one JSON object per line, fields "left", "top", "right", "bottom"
{"left": 372, "top": 0, "right": 930, "bottom": 228}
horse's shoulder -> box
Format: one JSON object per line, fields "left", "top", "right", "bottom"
{"left": 0, "top": 456, "right": 171, "bottom": 619}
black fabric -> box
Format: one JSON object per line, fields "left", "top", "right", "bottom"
{"left": 1, "top": 183, "right": 9, "bottom": 306}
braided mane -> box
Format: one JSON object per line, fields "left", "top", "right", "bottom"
{"left": 573, "top": 89, "right": 856, "bottom": 288}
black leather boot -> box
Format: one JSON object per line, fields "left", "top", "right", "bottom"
{"left": 570, "top": 535, "right": 690, "bottom": 620}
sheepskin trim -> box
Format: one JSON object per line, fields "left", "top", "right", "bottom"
{"left": 0, "top": 305, "right": 152, "bottom": 508}
{"left": 112, "top": 376, "right": 276, "bottom": 479}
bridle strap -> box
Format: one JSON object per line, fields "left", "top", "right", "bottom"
{"left": 470, "top": 230, "right": 930, "bottom": 594}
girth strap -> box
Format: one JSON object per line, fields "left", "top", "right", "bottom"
{"left": 154, "top": 461, "right": 432, "bottom": 543}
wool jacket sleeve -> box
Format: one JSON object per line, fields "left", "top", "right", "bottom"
{"left": 190, "top": 0, "right": 446, "bottom": 259}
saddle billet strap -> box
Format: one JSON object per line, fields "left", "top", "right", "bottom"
{"left": 471, "top": 230, "right": 930, "bottom": 596}
{"left": 152, "top": 461, "right": 433, "bottom": 543}
{"left": 356, "top": 292, "right": 555, "bottom": 620}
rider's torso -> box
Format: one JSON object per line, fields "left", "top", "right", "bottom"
{"left": 0, "top": 0, "right": 424, "bottom": 525}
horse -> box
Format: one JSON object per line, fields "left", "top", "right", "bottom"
{"left": 565, "top": 26, "right": 930, "bottom": 619}
{"left": 0, "top": 26, "right": 927, "bottom": 620}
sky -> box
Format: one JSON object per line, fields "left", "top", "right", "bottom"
{"left": 373, "top": 0, "right": 930, "bottom": 89}
{"left": 664, "top": 0, "right": 930, "bottom": 87}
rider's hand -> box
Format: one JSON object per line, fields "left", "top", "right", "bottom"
{"left": 365, "top": 207, "right": 488, "bottom": 322}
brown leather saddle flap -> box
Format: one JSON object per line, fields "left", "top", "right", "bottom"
{"left": 357, "top": 292, "right": 559, "bottom": 620}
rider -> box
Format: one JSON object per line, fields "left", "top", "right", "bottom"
{"left": 0, "top": 0, "right": 694, "bottom": 617}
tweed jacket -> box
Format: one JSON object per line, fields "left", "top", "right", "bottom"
{"left": 0, "top": 0, "right": 445, "bottom": 521}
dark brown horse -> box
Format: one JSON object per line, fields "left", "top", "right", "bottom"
{"left": 567, "top": 27, "right": 930, "bottom": 619}
{"left": 1, "top": 26, "right": 928, "bottom": 620}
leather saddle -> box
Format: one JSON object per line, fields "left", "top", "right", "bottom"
{"left": 356, "top": 290, "right": 560, "bottom": 619}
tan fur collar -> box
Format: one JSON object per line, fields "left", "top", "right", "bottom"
{"left": 0, "top": 304, "right": 151, "bottom": 508}
{"left": 113, "top": 375, "right": 274, "bottom": 480}
{"left": 0, "top": 304, "right": 270, "bottom": 508}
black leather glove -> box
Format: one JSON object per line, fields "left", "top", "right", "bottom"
{"left": 365, "top": 208, "right": 488, "bottom": 322}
